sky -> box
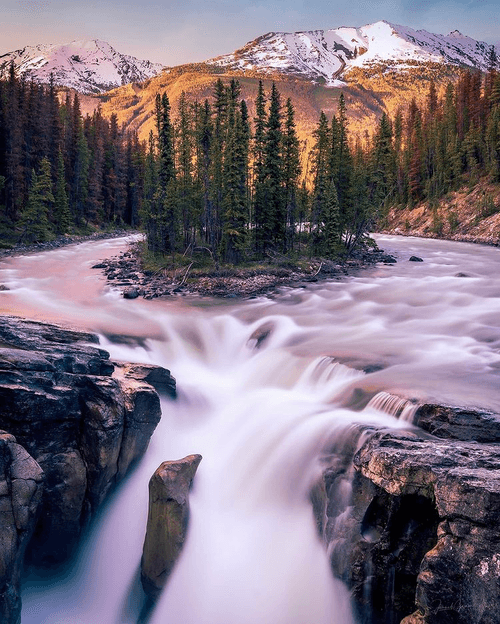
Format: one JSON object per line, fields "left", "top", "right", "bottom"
{"left": 2, "top": 0, "right": 499, "bottom": 66}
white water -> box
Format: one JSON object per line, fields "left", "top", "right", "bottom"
{"left": 1, "top": 234, "right": 500, "bottom": 623}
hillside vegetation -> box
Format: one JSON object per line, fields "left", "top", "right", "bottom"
{"left": 383, "top": 180, "right": 500, "bottom": 244}
{"left": 96, "top": 61, "right": 463, "bottom": 145}
{"left": 2, "top": 50, "right": 500, "bottom": 264}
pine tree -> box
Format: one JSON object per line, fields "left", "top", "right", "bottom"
{"left": 282, "top": 98, "right": 301, "bottom": 252}
{"left": 54, "top": 149, "right": 71, "bottom": 233}
{"left": 4, "top": 63, "right": 24, "bottom": 220}
{"left": 252, "top": 80, "right": 267, "bottom": 253}
{"left": 196, "top": 100, "right": 216, "bottom": 256}
{"left": 142, "top": 130, "right": 158, "bottom": 243}
{"left": 47, "top": 74, "right": 61, "bottom": 170}
{"left": 239, "top": 98, "right": 251, "bottom": 207}
{"left": 486, "top": 105, "right": 500, "bottom": 181}
{"left": 74, "top": 126, "right": 90, "bottom": 225}
{"left": 151, "top": 92, "right": 177, "bottom": 253}
{"left": 393, "top": 109, "right": 405, "bottom": 202}
{"left": 221, "top": 103, "right": 249, "bottom": 263}
{"left": 19, "top": 158, "right": 53, "bottom": 242}
{"left": 322, "top": 180, "right": 341, "bottom": 257}
{"left": 86, "top": 111, "right": 105, "bottom": 224}
{"left": 371, "top": 113, "right": 396, "bottom": 208}
{"left": 156, "top": 93, "right": 175, "bottom": 190}
{"left": 348, "top": 140, "right": 372, "bottom": 253}
{"left": 210, "top": 79, "right": 227, "bottom": 251}
{"left": 123, "top": 133, "right": 143, "bottom": 227}
{"left": 105, "top": 113, "right": 127, "bottom": 225}
{"left": 332, "top": 94, "right": 352, "bottom": 233}
{"left": 406, "top": 99, "right": 424, "bottom": 203}
{"left": 490, "top": 75, "right": 500, "bottom": 110}
{"left": 176, "top": 91, "right": 196, "bottom": 248}
{"left": 485, "top": 46, "right": 498, "bottom": 109}
{"left": 311, "top": 111, "right": 330, "bottom": 252}
{"left": 262, "top": 82, "right": 284, "bottom": 251}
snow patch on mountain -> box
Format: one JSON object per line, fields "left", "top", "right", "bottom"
{"left": 0, "top": 40, "right": 163, "bottom": 94}
{"left": 209, "top": 20, "right": 498, "bottom": 85}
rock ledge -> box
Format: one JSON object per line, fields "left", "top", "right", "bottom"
{"left": 0, "top": 315, "right": 175, "bottom": 624}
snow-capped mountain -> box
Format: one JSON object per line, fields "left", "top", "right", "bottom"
{"left": 209, "top": 20, "right": 497, "bottom": 86}
{"left": 0, "top": 40, "right": 163, "bottom": 94}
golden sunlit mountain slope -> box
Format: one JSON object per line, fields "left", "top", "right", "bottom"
{"left": 93, "top": 60, "right": 463, "bottom": 159}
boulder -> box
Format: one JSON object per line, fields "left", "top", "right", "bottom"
{"left": 141, "top": 454, "right": 202, "bottom": 600}
{"left": 379, "top": 254, "right": 397, "bottom": 263}
{"left": 409, "top": 256, "right": 424, "bottom": 262}
{"left": 123, "top": 287, "right": 140, "bottom": 299}
{"left": 0, "top": 431, "right": 44, "bottom": 624}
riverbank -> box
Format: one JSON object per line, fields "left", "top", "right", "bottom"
{"left": 0, "top": 229, "right": 139, "bottom": 260}
{"left": 93, "top": 241, "right": 398, "bottom": 299}
{"left": 382, "top": 182, "right": 500, "bottom": 246}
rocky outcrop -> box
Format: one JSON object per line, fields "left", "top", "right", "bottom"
{"left": 141, "top": 454, "right": 202, "bottom": 600}
{"left": 414, "top": 403, "right": 500, "bottom": 443}
{"left": 0, "top": 432, "right": 43, "bottom": 624}
{"left": 315, "top": 404, "right": 500, "bottom": 624}
{"left": 0, "top": 315, "right": 175, "bottom": 623}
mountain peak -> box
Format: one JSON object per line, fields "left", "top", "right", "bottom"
{"left": 0, "top": 39, "right": 163, "bottom": 94}
{"left": 208, "top": 20, "right": 496, "bottom": 86}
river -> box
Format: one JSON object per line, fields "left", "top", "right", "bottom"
{"left": 1, "top": 234, "right": 499, "bottom": 623}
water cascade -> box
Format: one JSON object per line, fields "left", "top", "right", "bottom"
{"left": 1, "top": 234, "right": 500, "bottom": 623}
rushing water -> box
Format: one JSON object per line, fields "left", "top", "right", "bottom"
{"left": 1, "top": 234, "right": 500, "bottom": 623}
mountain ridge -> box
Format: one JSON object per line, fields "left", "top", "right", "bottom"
{"left": 208, "top": 20, "right": 498, "bottom": 85}
{"left": 0, "top": 39, "right": 163, "bottom": 94}
{"left": 1, "top": 20, "right": 497, "bottom": 96}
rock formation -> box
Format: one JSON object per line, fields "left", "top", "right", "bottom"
{"left": 314, "top": 403, "right": 500, "bottom": 624}
{"left": 0, "top": 315, "right": 175, "bottom": 623}
{"left": 141, "top": 454, "right": 202, "bottom": 600}
{"left": 0, "top": 432, "right": 44, "bottom": 624}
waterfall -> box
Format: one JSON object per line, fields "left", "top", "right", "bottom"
{"left": 367, "top": 391, "right": 418, "bottom": 422}
{"left": 21, "top": 310, "right": 406, "bottom": 624}
{"left": 0, "top": 233, "right": 499, "bottom": 623}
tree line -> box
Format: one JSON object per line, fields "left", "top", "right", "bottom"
{"left": 2, "top": 57, "right": 499, "bottom": 256}
{"left": 0, "top": 65, "right": 145, "bottom": 244}
{"left": 365, "top": 50, "right": 500, "bottom": 217}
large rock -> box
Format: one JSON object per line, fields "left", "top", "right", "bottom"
{"left": 0, "top": 316, "right": 174, "bottom": 567}
{"left": 0, "top": 431, "right": 44, "bottom": 624}
{"left": 141, "top": 454, "right": 202, "bottom": 600}
{"left": 113, "top": 361, "right": 177, "bottom": 400}
{"left": 315, "top": 405, "right": 500, "bottom": 624}
{"left": 414, "top": 403, "right": 500, "bottom": 442}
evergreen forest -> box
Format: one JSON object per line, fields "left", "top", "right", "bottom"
{"left": 1, "top": 58, "right": 500, "bottom": 263}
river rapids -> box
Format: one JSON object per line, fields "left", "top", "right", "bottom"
{"left": 1, "top": 234, "right": 499, "bottom": 623}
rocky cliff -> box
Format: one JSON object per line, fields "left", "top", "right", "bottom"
{"left": 314, "top": 403, "right": 500, "bottom": 624}
{"left": 0, "top": 315, "right": 174, "bottom": 624}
